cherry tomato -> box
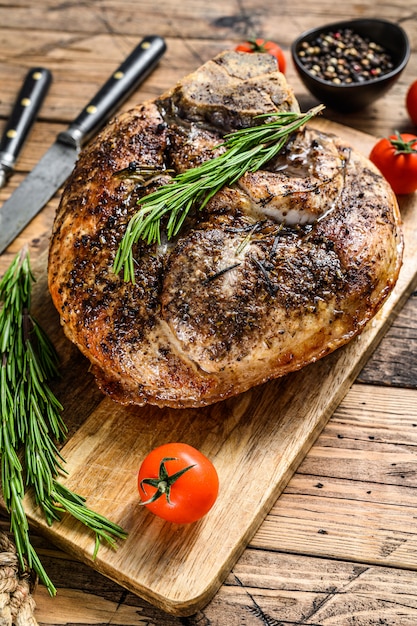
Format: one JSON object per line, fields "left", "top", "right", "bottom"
{"left": 369, "top": 132, "right": 417, "bottom": 195}
{"left": 406, "top": 80, "right": 417, "bottom": 126}
{"left": 235, "top": 39, "right": 286, "bottom": 74}
{"left": 138, "top": 443, "right": 219, "bottom": 524}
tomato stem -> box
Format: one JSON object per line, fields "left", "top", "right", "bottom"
{"left": 140, "top": 457, "right": 196, "bottom": 505}
{"left": 391, "top": 131, "right": 417, "bottom": 154}
{"left": 247, "top": 38, "right": 267, "bottom": 53}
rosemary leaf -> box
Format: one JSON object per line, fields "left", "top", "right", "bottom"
{"left": 0, "top": 248, "right": 127, "bottom": 596}
{"left": 113, "top": 104, "right": 325, "bottom": 282}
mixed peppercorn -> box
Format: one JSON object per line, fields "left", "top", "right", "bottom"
{"left": 297, "top": 28, "right": 395, "bottom": 84}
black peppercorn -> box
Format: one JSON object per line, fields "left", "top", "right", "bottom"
{"left": 297, "top": 28, "right": 394, "bottom": 84}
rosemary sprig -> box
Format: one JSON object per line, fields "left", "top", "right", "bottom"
{"left": 0, "top": 249, "right": 127, "bottom": 596}
{"left": 113, "top": 104, "right": 325, "bottom": 282}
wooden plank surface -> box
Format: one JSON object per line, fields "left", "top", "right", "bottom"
{"left": 17, "top": 119, "right": 417, "bottom": 617}
{"left": 1, "top": 0, "right": 417, "bottom": 623}
{"left": 14, "top": 380, "right": 417, "bottom": 624}
{"left": 256, "top": 384, "right": 417, "bottom": 565}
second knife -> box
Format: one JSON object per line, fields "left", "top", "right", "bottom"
{"left": 0, "top": 67, "right": 52, "bottom": 188}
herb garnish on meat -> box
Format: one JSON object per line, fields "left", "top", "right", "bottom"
{"left": 113, "top": 105, "right": 324, "bottom": 283}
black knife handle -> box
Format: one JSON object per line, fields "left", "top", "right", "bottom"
{"left": 58, "top": 35, "right": 166, "bottom": 151}
{"left": 0, "top": 67, "right": 52, "bottom": 174}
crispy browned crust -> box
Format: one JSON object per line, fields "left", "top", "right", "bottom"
{"left": 48, "top": 52, "right": 403, "bottom": 408}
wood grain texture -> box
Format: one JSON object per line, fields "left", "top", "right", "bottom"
{"left": 30, "top": 548, "right": 417, "bottom": 625}
{"left": 359, "top": 290, "right": 417, "bottom": 388}
{"left": 13, "top": 120, "right": 416, "bottom": 616}
{"left": 1, "top": 0, "right": 417, "bottom": 623}
{"left": 9, "top": 381, "right": 417, "bottom": 624}
{"left": 256, "top": 385, "right": 417, "bottom": 564}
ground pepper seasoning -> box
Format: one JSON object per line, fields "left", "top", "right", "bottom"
{"left": 297, "top": 28, "right": 395, "bottom": 84}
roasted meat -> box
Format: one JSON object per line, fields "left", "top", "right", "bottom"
{"left": 48, "top": 51, "right": 403, "bottom": 408}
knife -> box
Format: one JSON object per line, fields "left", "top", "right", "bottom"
{"left": 0, "top": 35, "right": 166, "bottom": 254}
{"left": 0, "top": 67, "right": 52, "bottom": 188}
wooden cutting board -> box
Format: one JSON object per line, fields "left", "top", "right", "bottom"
{"left": 24, "top": 119, "right": 417, "bottom": 617}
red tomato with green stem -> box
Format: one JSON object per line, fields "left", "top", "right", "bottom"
{"left": 235, "top": 39, "right": 286, "bottom": 73}
{"left": 369, "top": 132, "right": 417, "bottom": 195}
{"left": 406, "top": 80, "right": 417, "bottom": 126}
{"left": 138, "top": 443, "right": 219, "bottom": 524}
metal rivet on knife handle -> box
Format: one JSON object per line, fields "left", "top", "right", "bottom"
{"left": 0, "top": 67, "right": 52, "bottom": 188}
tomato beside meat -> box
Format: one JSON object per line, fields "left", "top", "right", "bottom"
{"left": 406, "top": 80, "right": 417, "bottom": 126}
{"left": 138, "top": 443, "right": 219, "bottom": 524}
{"left": 369, "top": 132, "right": 417, "bottom": 195}
{"left": 235, "top": 39, "right": 286, "bottom": 73}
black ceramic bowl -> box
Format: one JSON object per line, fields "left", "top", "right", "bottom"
{"left": 291, "top": 18, "right": 410, "bottom": 112}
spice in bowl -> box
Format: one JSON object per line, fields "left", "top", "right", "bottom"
{"left": 297, "top": 28, "right": 395, "bottom": 85}
{"left": 291, "top": 19, "right": 410, "bottom": 112}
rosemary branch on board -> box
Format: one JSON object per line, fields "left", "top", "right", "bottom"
{"left": 0, "top": 249, "right": 127, "bottom": 596}
{"left": 113, "top": 104, "right": 325, "bottom": 283}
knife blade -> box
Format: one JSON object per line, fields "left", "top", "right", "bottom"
{"left": 0, "top": 67, "right": 52, "bottom": 188}
{"left": 0, "top": 35, "right": 166, "bottom": 254}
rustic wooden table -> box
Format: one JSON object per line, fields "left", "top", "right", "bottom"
{"left": 1, "top": 1, "right": 417, "bottom": 624}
